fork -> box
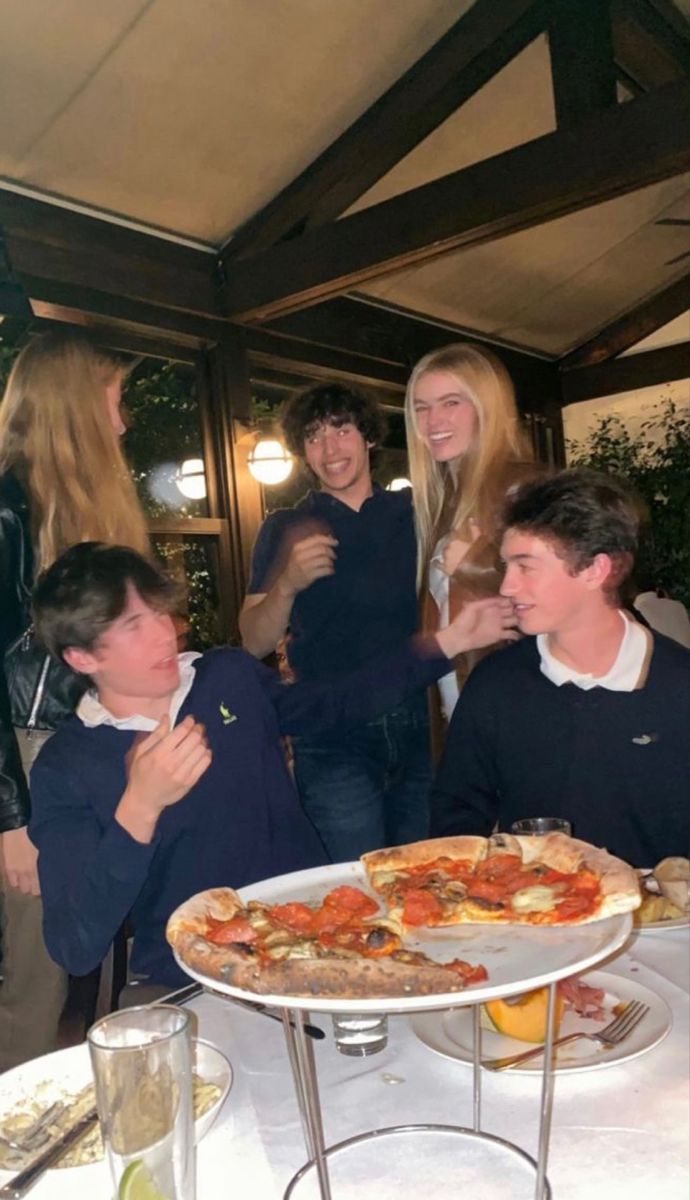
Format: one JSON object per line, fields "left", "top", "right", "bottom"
{"left": 482, "top": 1000, "right": 649, "bottom": 1071}
{"left": 0, "top": 1101, "right": 64, "bottom": 1156}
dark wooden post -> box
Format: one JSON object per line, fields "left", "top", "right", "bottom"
{"left": 203, "top": 329, "right": 263, "bottom": 641}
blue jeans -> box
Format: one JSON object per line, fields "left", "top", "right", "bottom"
{"left": 291, "top": 694, "right": 432, "bottom": 863}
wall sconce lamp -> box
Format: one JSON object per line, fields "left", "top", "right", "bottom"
{"left": 175, "top": 457, "right": 207, "bottom": 500}
{"left": 247, "top": 437, "right": 294, "bottom": 486}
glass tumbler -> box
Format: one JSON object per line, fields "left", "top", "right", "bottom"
{"left": 331, "top": 1012, "right": 388, "bottom": 1056}
{"left": 511, "top": 817, "right": 572, "bottom": 836}
{"left": 88, "top": 1004, "right": 195, "bottom": 1200}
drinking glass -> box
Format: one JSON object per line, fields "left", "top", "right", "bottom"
{"left": 88, "top": 1004, "right": 195, "bottom": 1200}
{"left": 331, "top": 1012, "right": 388, "bottom": 1056}
{"left": 511, "top": 817, "right": 572, "bottom": 836}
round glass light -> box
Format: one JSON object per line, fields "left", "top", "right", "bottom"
{"left": 386, "top": 477, "right": 412, "bottom": 491}
{"left": 248, "top": 438, "right": 293, "bottom": 485}
{"left": 175, "top": 457, "right": 207, "bottom": 500}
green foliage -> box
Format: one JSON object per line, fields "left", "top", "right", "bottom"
{"left": 567, "top": 401, "right": 690, "bottom": 607}
{"left": 123, "top": 360, "right": 205, "bottom": 519}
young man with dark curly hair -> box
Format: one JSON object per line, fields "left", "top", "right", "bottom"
{"left": 239, "top": 382, "right": 431, "bottom": 862}
{"left": 430, "top": 469, "right": 690, "bottom": 867}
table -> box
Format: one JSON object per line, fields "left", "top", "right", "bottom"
{"left": 22, "top": 927, "right": 690, "bottom": 1199}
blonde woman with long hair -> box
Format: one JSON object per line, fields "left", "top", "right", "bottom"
{"left": 405, "top": 344, "right": 537, "bottom": 737}
{"left": 0, "top": 329, "right": 149, "bottom": 1068}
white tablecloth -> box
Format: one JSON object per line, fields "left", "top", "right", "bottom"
{"left": 22, "top": 927, "right": 690, "bottom": 1199}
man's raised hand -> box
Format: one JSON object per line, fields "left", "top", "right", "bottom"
{"left": 279, "top": 533, "right": 337, "bottom": 597}
{"left": 435, "top": 597, "right": 519, "bottom": 660}
{"left": 116, "top": 715, "right": 212, "bottom": 843}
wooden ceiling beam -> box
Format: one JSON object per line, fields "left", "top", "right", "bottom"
{"left": 561, "top": 274, "right": 690, "bottom": 369}
{"left": 244, "top": 327, "right": 407, "bottom": 392}
{"left": 222, "top": 79, "right": 690, "bottom": 323}
{"left": 548, "top": 0, "right": 618, "bottom": 128}
{"left": 560, "top": 340, "right": 690, "bottom": 403}
{"left": 0, "top": 190, "right": 220, "bottom": 318}
{"left": 16, "top": 273, "right": 229, "bottom": 347}
{"left": 222, "top": 0, "right": 553, "bottom": 259}
{"left": 612, "top": 0, "right": 690, "bottom": 91}
{"left": 266, "top": 297, "right": 559, "bottom": 406}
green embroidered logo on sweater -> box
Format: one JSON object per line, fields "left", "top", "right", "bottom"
{"left": 219, "top": 702, "right": 237, "bottom": 725}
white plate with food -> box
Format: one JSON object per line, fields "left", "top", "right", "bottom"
{"left": 0, "top": 1037, "right": 231, "bottom": 1189}
{"left": 170, "top": 859, "right": 633, "bottom": 1014}
{"left": 410, "top": 970, "right": 671, "bottom": 1074}
{"left": 635, "top": 862, "right": 690, "bottom": 932}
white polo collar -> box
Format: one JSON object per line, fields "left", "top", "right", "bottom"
{"left": 537, "top": 612, "right": 650, "bottom": 692}
{"left": 77, "top": 652, "right": 202, "bottom": 731}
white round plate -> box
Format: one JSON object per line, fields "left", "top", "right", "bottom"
{"left": 171, "top": 861, "right": 632, "bottom": 1014}
{"left": 634, "top": 870, "right": 690, "bottom": 931}
{"left": 410, "top": 970, "right": 671, "bottom": 1074}
{"left": 635, "top": 913, "right": 690, "bottom": 933}
{"left": 0, "top": 1037, "right": 232, "bottom": 1191}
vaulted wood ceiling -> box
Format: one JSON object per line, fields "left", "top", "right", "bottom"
{"left": 1, "top": 0, "right": 689, "bottom": 395}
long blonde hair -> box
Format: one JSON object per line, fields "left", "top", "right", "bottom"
{"left": 0, "top": 330, "right": 150, "bottom": 570}
{"left": 405, "top": 343, "right": 532, "bottom": 587}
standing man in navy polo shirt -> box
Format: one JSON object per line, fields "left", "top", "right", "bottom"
{"left": 240, "top": 383, "right": 430, "bottom": 862}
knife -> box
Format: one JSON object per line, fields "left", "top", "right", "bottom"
{"left": 0, "top": 1107, "right": 98, "bottom": 1199}
{"left": 160, "top": 980, "right": 325, "bottom": 1038}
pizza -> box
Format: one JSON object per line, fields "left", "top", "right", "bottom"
{"left": 166, "top": 883, "right": 488, "bottom": 1000}
{"left": 361, "top": 833, "right": 641, "bottom": 928}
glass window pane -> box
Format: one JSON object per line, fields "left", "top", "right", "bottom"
{"left": 124, "top": 359, "right": 209, "bottom": 519}
{"left": 152, "top": 535, "right": 223, "bottom": 651}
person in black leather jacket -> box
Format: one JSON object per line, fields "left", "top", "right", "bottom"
{"left": 0, "top": 329, "right": 150, "bottom": 1068}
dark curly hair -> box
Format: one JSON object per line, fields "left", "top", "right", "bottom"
{"left": 281, "top": 382, "right": 387, "bottom": 458}
{"left": 503, "top": 469, "right": 639, "bottom": 590}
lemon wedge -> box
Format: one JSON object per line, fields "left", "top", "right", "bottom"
{"left": 117, "top": 1159, "right": 169, "bottom": 1200}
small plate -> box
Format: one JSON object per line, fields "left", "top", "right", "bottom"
{"left": 634, "top": 871, "right": 690, "bottom": 932}
{"left": 410, "top": 970, "right": 671, "bottom": 1074}
{"left": 634, "top": 914, "right": 690, "bottom": 933}
{"left": 0, "top": 1037, "right": 232, "bottom": 1188}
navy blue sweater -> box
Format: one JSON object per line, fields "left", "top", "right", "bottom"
{"left": 430, "top": 633, "right": 690, "bottom": 868}
{"left": 30, "top": 642, "right": 448, "bottom": 986}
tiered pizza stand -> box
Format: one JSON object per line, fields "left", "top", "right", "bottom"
{"left": 173, "top": 862, "right": 633, "bottom": 1200}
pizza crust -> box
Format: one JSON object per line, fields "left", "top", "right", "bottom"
{"left": 167, "top": 895, "right": 471, "bottom": 999}
{"left": 361, "top": 833, "right": 641, "bottom": 924}
{"left": 362, "top": 836, "right": 487, "bottom": 875}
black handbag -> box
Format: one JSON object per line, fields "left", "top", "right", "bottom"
{"left": 3, "top": 625, "right": 86, "bottom": 732}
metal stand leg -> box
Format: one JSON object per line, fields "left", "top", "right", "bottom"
{"left": 535, "top": 982, "right": 558, "bottom": 1200}
{"left": 282, "top": 1008, "right": 332, "bottom": 1200}
{"left": 471, "top": 1003, "right": 482, "bottom": 1132}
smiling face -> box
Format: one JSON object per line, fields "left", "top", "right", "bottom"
{"left": 411, "top": 369, "right": 479, "bottom": 464}
{"left": 499, "top": 529, "right": 608, "bottom": 637}
{"left": 302, "top": 419, "right": 373, "bottom": 502}
{"left": 64, "top": 585, "right": 180, "bottom": 719}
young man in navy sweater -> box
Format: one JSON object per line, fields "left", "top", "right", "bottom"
{"left": 430, "top": 470, "right": 690, "bottom": 868}
{"left": 240, "top": 382, "right": 430, "bottom": 863}
{"left": 28, "top": 542, "right": 515, "bottom": 994}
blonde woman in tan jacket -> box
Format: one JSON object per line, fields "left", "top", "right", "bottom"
{"left": 405, "top": 344, "right": 538, "bottom": 751}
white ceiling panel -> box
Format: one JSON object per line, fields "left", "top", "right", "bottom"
{"left": 0, "top": 0, "right": 467, "bottom": 241}
{"left": 360, "top": 178, "right": 690, "bottom": 354}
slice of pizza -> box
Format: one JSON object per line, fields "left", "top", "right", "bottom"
{"left": 361, "top": 833, "right": 641, "bottom": 929}
{"left": 167, "top": 883, "right": 488, "bottom": 1000}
